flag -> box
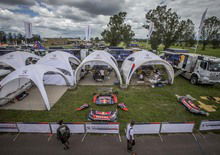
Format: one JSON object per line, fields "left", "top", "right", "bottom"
{"left": 24, "top": 22, "right": 32, "bottom": 39}
{"left": 147, "top": 21, "right": 154, "bottom": 39}
{"left": 85, "top": 25, "right": 91, "bottom": 41}
{"left": 197, "top": 8, "right": 208, "bottom": 40}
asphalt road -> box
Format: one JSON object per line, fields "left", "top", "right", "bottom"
{"left": 0, "top": 133, "right": 220, "bottom": 155}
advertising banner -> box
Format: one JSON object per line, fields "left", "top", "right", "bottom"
{"left": 17, "top": 122, "right": 51, "bottom": 133}
{"left": 0, "top": 122, "right": 18, "bottom": 132}
{"left": 85, "top": 122, "right": 119, "bottom": 134}
{"left": 160, "top": 122, "right": 194, "bottom": 133}
{"left": 50, "top": 122, "right": 85, "bottom": 134}
{"left": 199, "top": 120, "right": 220, "bottom": 131}
{"left": 128, "top": 123, "right": 161, "bottom": 134}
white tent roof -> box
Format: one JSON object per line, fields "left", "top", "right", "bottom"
{"left": 121, "top": 50, "right": 174, "bottom": 85}
{"left": 75, "top": 50, "right": 122, "bottom": 85}
{"left": 0, "top": 51, "right": 40, "bottom": 69}
{"left": 37, "top": 51, "right": 81, "bottom": 85}
{"left": 0, "top": 64, "right": 69, "bottom": 110}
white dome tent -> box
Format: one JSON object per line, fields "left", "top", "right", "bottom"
{"left": 0, "top": 51, "right": 40, "bottom": 77}
{"left": 121, "top": 50, "right": 174, "bottom": 86}
{"left": 37, "top": 51, "right": 81, "bottom": 86}
{"left": 75, "top": 50, "right": 122, "bottom": 85}
{"left": 0, "top": 64, "right": 69, "bottom": 110}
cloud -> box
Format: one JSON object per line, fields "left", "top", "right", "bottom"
{"left": 0, "top": 0, "right": 35, "bottom": 6}
{"left": 43, "top": 0, "right": 126, "bottom": 15}
{"left": 0, "top": 0, "right": 219, "bottom": 38}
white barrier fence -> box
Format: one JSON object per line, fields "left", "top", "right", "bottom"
{"left": 5, "top": 121, "right": 220, "bottom": 134}
{"left": 0, "top": 122, "right": 19, "bottom": 132}
{"left": 199, "top": 120, "right": 220, "bottom": 131}
{"left": 50, "top": 122, "right": 85, "bottom": 134}
{"left": 17, "top": 122, "right": 51, "bottom": 133}
{"left": 129, "top": 123, "right": 161, "bottom": 134}
{"left": 83, "top": 122, "right": 121, "bottom": 142}
{"left": 160, "top": 122, "right": 195, "bottom": 133}
{"left": 85, "top": 122, "right": 120, "bottom": 134}
{"left": 127, "top": 122, "right": 195, "bottom": 135}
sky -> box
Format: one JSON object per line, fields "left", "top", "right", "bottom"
{"left": 0, "top": 0, "right": 219, "bottom": 39}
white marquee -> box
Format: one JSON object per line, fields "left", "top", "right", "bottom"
{"left": 121, "top": 50, "right": 174, "bottom": 86}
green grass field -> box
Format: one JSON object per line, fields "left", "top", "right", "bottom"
{"left": 0, "top": 77, "right": 220, "bottom": 131}
{"left": 0, "top": 47, "right": 219, "bottom": 132}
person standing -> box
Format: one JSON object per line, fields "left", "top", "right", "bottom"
{"left": 126, "top": 120, "right": 135, "bottom": 152}
{"left": 57, "top": 120, "right": 71, "bottom": 150}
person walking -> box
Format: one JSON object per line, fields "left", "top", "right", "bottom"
{"left": 56, "top": 120, "right": 71, "bottom": 150}
{"left": 126, "top": 120, "right": 135, "bottom": 152}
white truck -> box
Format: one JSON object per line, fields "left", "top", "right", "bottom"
{"left": 163, "top": 50, "right": 220, "bottom": 85}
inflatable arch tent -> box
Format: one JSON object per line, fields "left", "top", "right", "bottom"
{"left": 37, "top": 51, "right": 81, "bottom": 86}
{"left": 0, "top": 51, "right": 40, "bottom": 77}
{"left": 75, "top": 50, "right": 122, "bottom": 85}
{"left": 0, "top": 64, "right": 69, "bottom": 110}
{"left": 121, "top": 50, "right": 174, "bottom": 86}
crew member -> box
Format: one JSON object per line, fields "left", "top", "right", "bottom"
{"left": 57, "top": 120, "right": 71, "bottom": 150}
{"left": 126, "top": 120, "right": 135, "bottom": 152}
{"left": 100, "top": 69, "right": 105, "bottom": 80}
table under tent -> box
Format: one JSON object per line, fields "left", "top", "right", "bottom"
{"left": 121, "top": 50, "right": 174, "bottom": 87}
{"left": 37, "top": 51, "right": 81, "bottom": 86}
{"left": 0, "top": 64, "right": 70, "bottom": 111}
{"left": 0, "top": 51, "right": 39, "bottom": 78}
{"left": 75, "top": 50, "right": 122, "bottom": 86}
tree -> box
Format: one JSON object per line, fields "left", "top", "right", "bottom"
{"left": 31, "top": 34, "right": 41, "bottom": 42}
{"left": 201, "top": 16, "right": 220, "bottom": 50}
{"left": 0, "top": 31, "right": 7, "bottom": 44}
{"left": 7, "top": 33, "right": 13, "bottom": 44}
{"left": 179, "top": 19, "right": 196, "bottom": 47}
{"left": 17, "top": 33, "right": 24, "bottom": 44}
{"left": 101, "top": 12, "right": 135, "bottom": 46}
{"left": 94, "top": 37, "right": 99, "bottom": 42}
{"left": 144, "top": 5, "right": 188, "bottom": 50}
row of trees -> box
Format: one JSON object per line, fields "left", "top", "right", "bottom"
{"left": 0, "top": 31, "right": 41, "bottom": 45}
{"left": 101, "top": 5, "right": 220, "bottom": 50}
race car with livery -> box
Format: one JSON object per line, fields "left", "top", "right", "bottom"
{"left": 176, "top": 95, "right": 209, "bottom": 116}
{"left": 88, "top": 109, "right": 118, "bottom": 122}
{"left": 93, "top": 93, "right": 118, "bottom": 105}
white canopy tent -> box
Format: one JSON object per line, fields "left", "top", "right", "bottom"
{"left": 0, "top": 51, "right": 40, "bottom": 69}
{"left": 37, "top": 51, "right": 81, "bottom": 86}
{"left": 121, "top": 50, "right": 174, "bottom": 86}
{"left": 0, "top": 64, "right": 69, "bottom": 110}
{"left": 75, "top": 50, "right": 122, "bottom": 85}
{"left": 0, "top": 51, "right": 40, "bottom": 77}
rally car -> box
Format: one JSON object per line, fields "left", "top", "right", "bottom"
{"left": 93, "top": 93, "right": 118, "bottom": 105}
{"left": 88, "top": 109, "right": 118, "bottom": 122}
{"left": 176, "top": 95, "right": 209, "bottom": 116}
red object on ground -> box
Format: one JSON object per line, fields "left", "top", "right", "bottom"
{"left": 75, "top": 104, "right": 89, "bottom": 111}
{"left": 117, "top": 103, "right": 128, "bottom": 111}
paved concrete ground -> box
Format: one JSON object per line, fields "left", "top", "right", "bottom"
{"left": 0, "top": 133, "right": 220, "bottom": 155}
{"left": 78, "top": 71, "right": 119, "bottom": 86}
{"left": 0, "top": 86, "right": 68, "bottom": 110}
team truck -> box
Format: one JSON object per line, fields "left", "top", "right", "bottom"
{"left": 162, "top": 50, "right": 220, "bottom": 85}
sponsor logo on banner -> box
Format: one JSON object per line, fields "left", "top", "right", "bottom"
{"left": 85, "top": 122, "right": 119, "bottom": 134}
{"left": 160, "top": 122, "right": 194, "bottom": 133}
{"left": 0, "top": 122, "right": 18, "bottom": 132}
{"left": 199, "top": 120, "right": 220, "bottom": 131}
